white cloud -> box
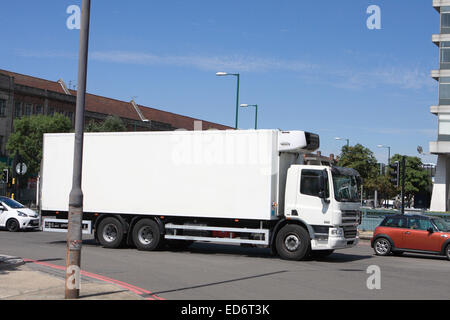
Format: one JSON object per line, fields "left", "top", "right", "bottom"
{"left": 16, "top": 49, "right": 434, "bottom": 91}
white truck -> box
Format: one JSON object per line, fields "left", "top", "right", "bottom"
{"left": 39, "top": 129, "right": 361, "bottom": 260}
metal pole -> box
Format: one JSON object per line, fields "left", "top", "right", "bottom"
{"left": 235, "top": 74, "right": 240, "bottom": 129}
{"left": 387, "top": 147, "right": 391, "bottom": 165}
{"left": 65, "top": 0, "right": 91, "bottom": 300}
{"left": 401, "top": 156, "right": 406, "bottom": 214}
{"left": 254, "top": 104, "right": 258, "bottom": 129}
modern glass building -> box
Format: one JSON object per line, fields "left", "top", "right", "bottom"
{"left": 430, "top": 1, "right": 450, "bottom": 211}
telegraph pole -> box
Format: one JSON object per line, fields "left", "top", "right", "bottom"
{"left": 65, "top": 0, "right": 91, "bottom": 299}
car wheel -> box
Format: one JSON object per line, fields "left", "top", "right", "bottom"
{"left": 132, "top": 219, "right": 162, "bottom": 251}
{"left": 373, "top": 237, "right": 392, "bottom": 256}
{"left": 446, "top": 244, "right": 450, "bottom": 261}
{"left": 276, "top": 224, "right": 310, "bottom": 261}
{"left": 6, "top": 219, "right": 20, "bottom": 232}
{"left": 97, "top": 217, "right": 125, "bottom": 248}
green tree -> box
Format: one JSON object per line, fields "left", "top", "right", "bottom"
{"left": 364, "top": 174, "right": 398, "bottom": 205}
{"left": 85, "top": 115, "right": 126, "bottom": 132}
{"left": 390, "top": 154, "right": 431, "bottom": 204}
{"left": 337, "top": 144, "right": 378, "bottom": 180}
{"left": 6, "top": 114, "right": 72, "bottom": 175}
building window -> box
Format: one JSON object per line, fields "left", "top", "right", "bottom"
{"left": 439, "top": 114, "right": 450, "bottom": 135}
{"left": 439, "top": 77, "right": 450, "bottom": 105}
{"left": 35, "top": 105, "right": 43, "bottom": 115}
{"left": 441, "top": 42, "right": 450, "bottom": 69}
{"left": 48, "top": 107, "right": 55, "bottom": 116}
{"left": 66, "top": 111, "right": 74, "bottom": 122}
{"left": 14, "top": 102, "right": 22, "bottom": 118}
{"left": 24, "top": 103, "right": 32, "bottom": 116}
{"left": 0, "top": 99, "right": 6, "bottom": 117}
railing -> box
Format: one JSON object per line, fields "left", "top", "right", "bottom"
{"left": 359, "top": 208, "right": 450, "bottom": 231}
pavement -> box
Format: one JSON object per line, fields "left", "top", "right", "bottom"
{"left": 358, "top": 230, "right": 374, "bottom": 240}
{"left": 0, "top": 254, "right": 144, "bottom": 300}
{"left": 0, "top": 231, "right": 376, "bottom": 300}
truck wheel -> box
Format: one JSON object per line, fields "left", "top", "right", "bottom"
{"left": 132, "top": 219, "right": 162, "bottom": 251}
{"left": 6, "top": 219, "right": 20, "bottom": 232}
{"left": 97, "top": 217, "right": 124, "bottom": 248}
{"left": 373, "top": 237, "right": 392, "bottom": 256}
{"left": 275, "top": 224, "right": 310, "bottom": 261}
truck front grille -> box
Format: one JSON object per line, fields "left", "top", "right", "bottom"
{"left": 343, "top": 226, "right": 357, "bottom": 239}
{"left": 341, "top": 210, "right": 360, "bottom": 223}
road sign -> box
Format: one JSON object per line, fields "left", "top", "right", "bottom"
{"left": 15, "top": 163, "right": 27, "bottom": 175}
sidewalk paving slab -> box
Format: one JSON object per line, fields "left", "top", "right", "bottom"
{"left": 0, "top": 255, "right": 144, "bottom": 300}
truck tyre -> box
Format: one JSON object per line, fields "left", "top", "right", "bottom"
{"left": 97, "top": 217, "right": 125, "bottom": 248}
{"left": 132, "top": 219, "right": 162, "bottom": 251}
{"left": 373, "top": 237, "right": 392, "bottom": 256}
{"left": 275, "top": 224, "right": 310, "bottom": 261}
{"left": 6, "top": 219, "right": 20, "bottom": 232}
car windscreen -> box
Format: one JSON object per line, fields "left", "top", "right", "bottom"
{"left": 0, "top": 197, "right": 25, "bottom": 209}
{"left": 432, "top": 218, "right": 450, "bottom": 232}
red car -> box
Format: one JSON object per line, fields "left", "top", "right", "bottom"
{"left": 371, "top": 214, "right": 450, "bottom": 260}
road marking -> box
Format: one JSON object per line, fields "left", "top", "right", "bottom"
{"left": 23, "top": 258, "right": 165, "bottom": 300}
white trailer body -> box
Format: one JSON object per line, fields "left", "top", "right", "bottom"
{"left": 41, "top": 130, "right": 304, "bottom": 220}
{"left": 40, "top": 129, "right": 361, "bottom": 261}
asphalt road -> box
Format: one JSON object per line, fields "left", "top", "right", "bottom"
{"left": 0, "top": 229, "right": 449, "bottom": 300}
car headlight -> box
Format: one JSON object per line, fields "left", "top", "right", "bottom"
{"left": 330, "top": 228, "right": 344, "bottom": 236}
{"left": 17, "top": 211, "right": 28, "bottom": 217}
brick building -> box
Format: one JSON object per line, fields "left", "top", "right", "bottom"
{"left": 0, "top": 69, "right": 231, "bottom": 162}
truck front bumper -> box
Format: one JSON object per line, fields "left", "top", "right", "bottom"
{"left": 311, "top": 236, "right": 359, "bottom": 250}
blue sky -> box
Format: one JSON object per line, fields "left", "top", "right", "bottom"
{"left": 0, "top": 0, "right": 439, "bottom": 164}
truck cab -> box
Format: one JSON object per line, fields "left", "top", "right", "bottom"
{"left": 284, "top": 165, "right": 361, "bottom": 252}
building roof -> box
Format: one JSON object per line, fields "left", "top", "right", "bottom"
{"left": 0, "top": 69, "right": 231, "bottom": 130}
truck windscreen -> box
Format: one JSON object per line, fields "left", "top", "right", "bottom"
{"left": 332, "top": 174, "right": 360, "bottom": 202}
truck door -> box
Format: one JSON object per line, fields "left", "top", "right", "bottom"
{"left": 296, "top": 169, "right": 331, "bottom": 225}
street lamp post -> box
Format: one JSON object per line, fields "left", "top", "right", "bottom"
{"left": 335, "top": 137, "right": 349, "bottom": 147}
{"left": 65, "top": 0, "right": 91, "bottom": 300}
{"left": 216, "top": 72, "right": 240, "bottom": 129}
{"left": 377, "top": 144, "right": 391, "bottom": 165}
{"left": 240, "top": 104, "right": 258, "bottom": 129}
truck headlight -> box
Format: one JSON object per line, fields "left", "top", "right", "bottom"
{"left": 17, "top": 211, "right": 28, "bottom": 217}
{"left": 330, "top": 228, "right": 343, "bottom": 236}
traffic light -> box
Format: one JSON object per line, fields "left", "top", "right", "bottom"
{"left": 389, "top": 161, "right": 400, "bottom": 187}
{"left": 1, "top": 169, "right": 8, "bottom": 184}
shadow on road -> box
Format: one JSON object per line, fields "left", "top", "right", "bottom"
{"left": 151, "top": 270, "right": 289, "bottom": 295}
{"left": 309, "top": 252, "right": 373, "bottom": 263}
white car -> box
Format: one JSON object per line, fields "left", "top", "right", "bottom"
{"left": 0, "top": 196, "right": 40, "bottom": 232}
